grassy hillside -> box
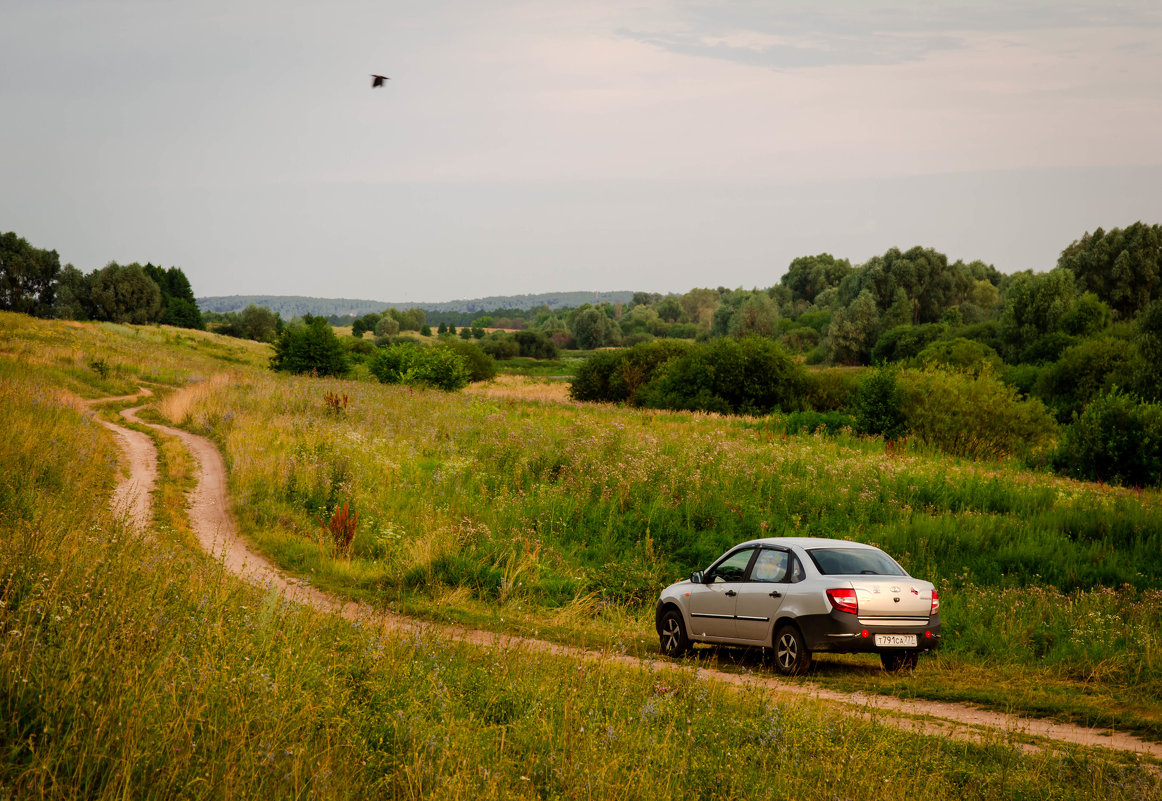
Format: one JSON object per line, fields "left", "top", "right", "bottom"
{"left": 1, "top": 314, "right": 1159, "bottom": 797}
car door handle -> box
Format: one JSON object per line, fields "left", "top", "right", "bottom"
{"left": 769, "top": 590, "right": 782, "bottom": 598}
{"left": 725, "top": 590, "right": 737, "bottom": 597}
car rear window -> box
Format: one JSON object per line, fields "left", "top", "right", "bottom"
{"left": 807, "top": 548, "right": 906, "bottom": 576}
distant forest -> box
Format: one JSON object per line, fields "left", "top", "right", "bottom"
{"left": 197, "top": 291, "right": 636, "bottom": 318}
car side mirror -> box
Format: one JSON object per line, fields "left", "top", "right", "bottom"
{"left": 690, "top": 570, "right": 704, "bottom": 584}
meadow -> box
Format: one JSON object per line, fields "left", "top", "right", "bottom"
{"left": 2, "top": 313, "right": 1160, "bottom": 798}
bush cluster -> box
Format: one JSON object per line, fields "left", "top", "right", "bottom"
{"left": 369, "top": 343, "right": 470, "bottom": 391}
{"left": 1052, "top": 389, "right": 1162, "bottom": 486}
{"left": 897, "top": 368, "right": 1057, "bottom": 459}
{"left": 270, "top": 315, "right": 350, "bottom": 377}
{"left": 571, "top": 337, "right": 806, "bottom": 415}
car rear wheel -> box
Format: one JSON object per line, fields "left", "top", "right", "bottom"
{"left": 659, "top": 609, "right": 691, "bottom": 657}
{"left": 880, "top": 650, "right": 919, "bottom": 672}
{"left": 773, "top": 625, "right": 811, "bottom": 675}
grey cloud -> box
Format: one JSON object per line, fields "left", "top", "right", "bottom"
{"left": 621, "top": 0, "right": 1162, "bottom": 69}
{"left": 618, "top": 28, "right": 963, "bottom": 69}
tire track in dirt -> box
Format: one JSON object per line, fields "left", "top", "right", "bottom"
{"left": 86, "top": 389, "right": 158, "bottom": 532}
{"left": 98, "top": 393, "right": 1162, "bottom": 762}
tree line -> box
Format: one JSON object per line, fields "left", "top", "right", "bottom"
{"left": 0, "top": 232, "right": 203, "bottom": 329}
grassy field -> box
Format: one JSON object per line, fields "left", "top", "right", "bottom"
{"left": 2, "top": 314, "right": 1161, "bottom": 797}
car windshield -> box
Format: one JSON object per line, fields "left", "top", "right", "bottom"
{"left": 807, "top": 547, "right": 906, "bottom": 576}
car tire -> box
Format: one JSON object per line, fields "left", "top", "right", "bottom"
{"left": 773, "top": 624, "right": 811, "bottom": 675}
{"left": 659, "top": 608, "right": 691, "bottom": 657}
{"left": 880, "top": 650, "right": 919, "bottom": 672}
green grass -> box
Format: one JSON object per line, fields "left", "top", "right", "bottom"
{"left": 7, "top": 319, "right": 1157, "bottom": 797}
{"left": 494, "top": 356, "right": 583, "bottom": 377}
{"left": 126, "top": 354, "right": 1161, "bottom": 738}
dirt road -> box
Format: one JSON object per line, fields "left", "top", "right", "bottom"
{"left": 97, "top": 391, "right": 1162, "bottom": 762}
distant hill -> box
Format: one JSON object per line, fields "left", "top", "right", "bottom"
{"left": 197, "top": 291, "right": 637, "bottom": 317}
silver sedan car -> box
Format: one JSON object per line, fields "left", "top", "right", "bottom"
{"left": 655, "top": 537, "right": 941, "bottom": 673}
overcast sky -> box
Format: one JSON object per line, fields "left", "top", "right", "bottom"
{"left": 3, "top": 0, "right": 1161, "bottom": 302}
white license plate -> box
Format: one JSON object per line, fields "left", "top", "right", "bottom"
{"left": 874, "top": 634, "right": 918, "bottom": 648}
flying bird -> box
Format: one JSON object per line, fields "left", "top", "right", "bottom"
{"left": 370, "top": 74, "right": 390, "bottom": 88}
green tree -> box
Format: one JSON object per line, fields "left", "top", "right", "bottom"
{"left": 656, "top": 296, "right": 685, "bottom": 323}
{"left": 88, "top": 262, "right": 163, "bottom": 324}
{"left": 1036, "top": 337, "right": 1135, "bottom": 422}
{"left": 826, "top": 289, "right": 880, "bottom": 364}
{"left": 238, "top": 305, "right": 280, "bottom": 342}
{"left": 142, "top": 264, "right": 204, "bottom": 329}
{"left": 270, "top": 315, "right": 350, "bottom": 376}
{"left": 352, "top": 312, "right": 381, "bottom": 338}
{"left": 853, "top": 365, "right": 907, "bottom": 440}
{"left": 0, "top": 231, "right": 60, "bottom": 317}
{"left": 999, "top": 268, "right": 1077, "bottom": 363}
{"left": 570, "top": 306, "right": 620, "bottom": 349}
{"left": 679, "top": 287, "right": 720, "bottom": 329}
{"left": 1053, "top": 389, "right": 1162, "bottom": 486}
{"left": 838, "top": 246, "right": 971, "bottom": 325}
{"left": 728, "top": 292, "right": 779, "bottom": 338}
{"left": 1134, "top": 299, "right": 1162, "bottom": 400}
{"left": 52, "top": 264, "right": 91, "bottom": 320}
{"left": 1058, "top": 222, "right": 1162, "bottom": 318}
{"left": 780, "top": 253, "right": 852, "bottom": 305}
{"left": 374, "top": 315, "right": 401, "bottom": 338}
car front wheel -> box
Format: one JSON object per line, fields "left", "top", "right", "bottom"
{"left": 659, "top": 609, "right": 691, "bottom": 657}
{"left": 773, "top": 624, "right": 811, "bottom": 675}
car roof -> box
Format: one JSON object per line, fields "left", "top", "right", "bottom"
{"left": 731, "top": 537, "right": 880, "bottom": 551}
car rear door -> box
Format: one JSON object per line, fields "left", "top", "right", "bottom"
{"left": 733, "top": 548, "right": 794, "bottom": 643}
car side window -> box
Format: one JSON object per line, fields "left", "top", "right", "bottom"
{"left": 709, "top": 548, "right": 755, "bottom": 583}
{"left": 787, "top": 554, "right": 805, "bottom": 583}
{"left": 749, "top": 549, "right": 788, "bottom": 583}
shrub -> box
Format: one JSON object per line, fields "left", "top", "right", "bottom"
{"left": 1019, "top": 331, "right": 1078, "bottom": 365}
{"left": 779, "top": 326, "right": 820, "bottom": 353}
{"left": 1002, "top": 363, "right": 1042, "bottom": 398}
{"left": 442, "top": 340, "right": 496, "bottom": 382}
{"left": 913, "top": 337, "right": 1003, "bottom": 375}
{"left": 369, "top": 343, "right": 469, "bottom": 391}
{"left": 1035, "top": 337, "right": 1135, "bottom": 422}
{"left": 481, "top": 335, "right": 521, "bottom": 360}
{"left": 638, "top": 337, "right": 806, "bottom": 415}
{"left": 270, "top": 315, "right": 350, "bottom": 377}
{"left": 512, "top": 330, "right": 559, "bottom": 359}
{"left": 871, "top": 323, "right": 945, "bottom": 364}
{"left": 569, "top": 349, "right": 624, "bottom": 402}
{"left": 569, "top": 339, "right": 693, "bottom": 404}
{"left": 853, "top": 365, "right": 907, "bottom": 440}
{"left": 802, "top": 368, "right": 860, "bottom": 411}
{"left": 897, "top": 367, "right": 1058, "bottom": 459}
{"left": 1052, "top": 389, "right": 1162, "bottom": 486}
{"left": 322, "top": 503, "right": 359, "bottom": 556}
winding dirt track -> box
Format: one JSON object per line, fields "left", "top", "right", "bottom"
{"left": 97, "top": 390, "right": 1162, "bottom": 762}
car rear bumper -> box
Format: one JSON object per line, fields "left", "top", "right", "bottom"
{"left": 798, "top": 611, "right": 941, "bottom": 653}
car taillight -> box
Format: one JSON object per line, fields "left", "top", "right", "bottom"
{"left": 930, "top": 589, "right": 940, "bottom": 615}
{"left": 827, "top": 588, "right": 858, "bottom": 615}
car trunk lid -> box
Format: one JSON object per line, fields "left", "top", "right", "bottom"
{"left": 849, "top": 578, "right": 933, "bottom": 620}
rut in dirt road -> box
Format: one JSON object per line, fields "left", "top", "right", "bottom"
{"left": 97, "top": 391, "right": 1162, "bottom": 763}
